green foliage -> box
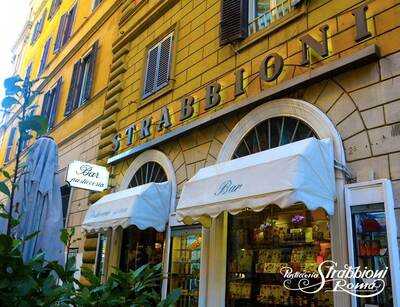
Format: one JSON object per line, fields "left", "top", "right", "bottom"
{"left": 1, "top": 96, "right": 20, "bottom": 109}
{"left": 0, "top": 170, "right": 180, "bottom": 306}
{"left": 0, "top": 231, "right": 180, "bottom": 307}
{"left": 75, "top": 264, "right": 180, "bottom": 307}
{"left": 4, "top": 76, "right": 22, "bottom": 96}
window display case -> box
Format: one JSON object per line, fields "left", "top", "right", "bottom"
{"left": 345, "top": 180, "right": 400, "bottom": 307}
{"left": 169, "top": 226, "right": 202, "bottom": 307}
{"left": 226, "top": 205, "right": 334, "bottom": 306}
{"left": 119, "top": 226, "right": 164, "bottom": 272}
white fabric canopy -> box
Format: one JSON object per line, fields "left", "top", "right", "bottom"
{"left": 176, "top": 138, "right": 335, "bottom": 226}
{"left": 82, "top": 182, "right": 171, "bottom": 232}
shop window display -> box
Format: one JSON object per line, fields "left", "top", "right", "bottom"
{"left": 95, "top": 233, "right": 107, "bottom": 278}
{"left": 169, "top": 226, "right": 202, "bottom": 307}
{"left": 119, "top": 226, "right": 164, "bottom": 272}
{"left": 226, "top": 205, "right": 334, "bottom": 306}
{"left": 350, "top": 203, "right": 393, "bottom": 306}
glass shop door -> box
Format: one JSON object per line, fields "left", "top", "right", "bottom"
{"left": 345, "top": 180, "right": 400, "bottom": 307}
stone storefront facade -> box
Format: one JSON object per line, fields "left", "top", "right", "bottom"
{"left": 80, "top": 0, "right": 400, "bottom": 305}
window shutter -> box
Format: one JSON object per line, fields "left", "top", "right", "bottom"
{"left": 65, "top": 61, "right": 80, "bottom": 116}
{"left": 4, "top": 128, "right": 17, "bottom": 162}
{"left": 156, "top": 34, "right": 172, "bottom": 89}
{"left": 38, "top": 9, "right": 47, "bottom": 35}
{"left": 291, "top": 0, "right": 304, "bottom": 7}
{"left": 38, "top": 38, "right": 52, "bottom": 76}
{"left": 41, "top": 91, "right": 51, "bottom": 118}
{"left": 54, "top": 13, "right": 67, "bottom": 52}
{"left": 83, "top": 42, "right": 99, "bottom": 101}
{"left": 143, "top": 45, "right": 159, "bottom": 98}
{"left": 63, "top": 5, "right": 76, "bottom": 46}
{"left": 48, "top": 78, "right": 62, "bottom": 128}
{"left": 220, "top": 0, "right": 249, "bottom": 46}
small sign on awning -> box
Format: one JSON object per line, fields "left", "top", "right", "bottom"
{"left": 66, "top": 161, "right": 109, "bottom": 192}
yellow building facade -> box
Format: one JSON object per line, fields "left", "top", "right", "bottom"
{"left": 0, "top": 0, "right": 124, "bottom": 278}
{"left": 84, "top": 0, "right": 400, "bottom": 306}
{"left": 1, "top": 0, "right": 400, "bottom": 305}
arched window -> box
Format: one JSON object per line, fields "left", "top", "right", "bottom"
{"left": 233, "top": 116, "right": 316, "bottom": 159}
{"left": 128, "top": 161, "right": 168, "bottom": 188}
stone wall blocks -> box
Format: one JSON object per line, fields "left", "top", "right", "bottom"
{"left": 334, "top": 62, "right": 380, "bottom": 92}
{"left": 348, "top": 155, "right": 390, "bottom": 182}
{"left": 368, "top": 124, "right": 400, "bottom": 155}
{"left": 302, "top": 80, "right": 328, "bottom": 104}
{"left": 384, "top": 100, "right": 400, "bottom": 124}
{"left": 337, "top": 110, "right": 365, "bottom": 140}
{"left": 315, "top": 80, "right": 344, "bottom": 112}
{"left": 380, "top": 51, "right": 400, "bottom": 80}
{"left": 350, "top": 76, "right": 400, "bottom": 110}
{"left": 343, "top": 131, "right": 372, "bottom": 161}
{"left": 361, "top": 106, "right": 385, "bottom": 129}
{"left": 389, "top": 152, "right": 400, "bottom": 180}
{"left": 327, "top": 93, "right": 356, "bottom": 125}
{"left": 182, "top": 142, "right": 210, "bottom": 164}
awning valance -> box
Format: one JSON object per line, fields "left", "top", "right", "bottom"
{"left": 176, "top": 138, "right": 335, "bottom": 226}
{"left": 82, "top": 182, "right": 171, "bottom": 232}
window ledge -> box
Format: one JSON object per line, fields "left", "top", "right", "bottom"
{"left": 235, "top": 6, "right": 306, "bottom": 53}
{"left": 136, "top": 82, "right": 174, "bottom": 109}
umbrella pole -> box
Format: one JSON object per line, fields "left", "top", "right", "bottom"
{"left": 6, "top": 75, "right": 29, "bottom": 236}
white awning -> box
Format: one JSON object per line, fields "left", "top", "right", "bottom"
{"left": 176, "top": 138, "right": 335, "bottom": 226}
{"left": 82, "top": 182, "right": 171, "bottom": 232}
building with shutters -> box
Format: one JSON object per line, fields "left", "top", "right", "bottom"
{"left": 0, "top": 0, "right": 125, "bottom": 280}
{"left": 76, "top": 0, "right": 400, "bottom": 306}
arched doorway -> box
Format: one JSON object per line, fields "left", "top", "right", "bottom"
{"left": 107, "top": 150, "right": 176, "bottom": 297}
{"left": 203, "top": 99, "right": 349, "bottom": 307}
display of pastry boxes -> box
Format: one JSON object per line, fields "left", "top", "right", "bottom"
{"left": 228, "top": 282, "right": 252, "bottom": 299}
{"left": 257, "top": 285, "right": 290, "bottom": 303}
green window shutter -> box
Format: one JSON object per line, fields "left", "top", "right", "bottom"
{"left": 54, "top": 13, "right": 67, "bottom": 52}
{"left": 143, "top": 45, "right": 159, "bottom": 98}
{"left": 156, "top": 34, "right": 173, "bottom": 90}
{"left": 48, "top": 78, "right": 62, "bottom": 128}
{"left": 83, "top": 41, "right": 99, "bottom": 102}
{"left": 38, "top": 38, "right": 52, "bottom": 76}
{"left": 65, "top": 61, "right": 81, "bottom": 116}
{"left": 220, "top": 0, "right": 249, "bottom": 45}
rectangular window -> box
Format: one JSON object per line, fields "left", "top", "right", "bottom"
{"left": 248, "top": 0, "right": 294, "bottom": 35}
{"left": 95, "top": 233, "right": 107, "bottom": 278}
{"left": 226, "top": 205, "right": 334, "bottom": 306}
{"left": 31, "top": 9, "right": 47, "bottom": 45}
{"left": 4, "top": 127, "right": 16, "bottom": 163}
{"left": 143, "top": 33, "right": 173, "bottom": 99}
{"left": 93, "top": 0, "right": 102, "bottom": 10}
{"left": 54, "top": 4, "right": 76, "bottom": 53}
{"left": 64, "top": 42, "right": 98, "bottom": 116}
{"left": 61, "top": 184, "right": 71, "bottom": 226}
{"left": 169, "top": 226, "right": 202, "bottom": 306}
{"left": 25, "top": 63, "right": 33, "bottom": 81}
{"left": 49, "top": 0, "right": 62, "bottom": 19}
{"left": 41, "top": 78, "right": 62, "bottom": 129}
{"left": 38, "top": 38, "right": 52, "bottom": 76}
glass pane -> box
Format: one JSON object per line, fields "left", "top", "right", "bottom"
{"left": 95, "top": 233, "right": 107, "bottom": 277}
{"left": 169, "top": 226, "right": 202, "bottom": 307}
{"left": 226, "top": 205, "right": 334, "bottom": 306}
{"left": 351, "top": 203, "right": 393, "bottom": 306}
{"left": 120, "top": 226, "right": 165, "bottom": 272}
